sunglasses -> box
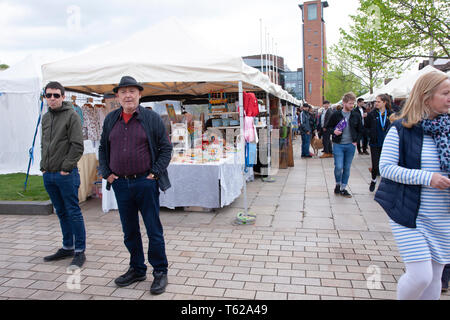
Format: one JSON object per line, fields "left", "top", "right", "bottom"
{"left": 45, "top": 93, "right": 62, "bottom": 99}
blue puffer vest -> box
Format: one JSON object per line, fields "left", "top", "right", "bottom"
{"left": 374, "top": 120, "right": 423, "bottom": 228}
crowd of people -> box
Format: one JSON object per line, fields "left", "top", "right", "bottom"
{"left": 37, "top": 71, "right": 448, "bottom": 300}
{"left": 294, "top": 71, "right": 450, "bottom": 299}
{"left": 294, "top": 91, "right": 410, "bottom": 194}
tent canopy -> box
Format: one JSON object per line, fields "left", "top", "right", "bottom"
{"left": 0, "top": 55, "right": 43, "bottom": 175}
{"left": 360, "top": 65, "right": 446, "bottom": 101}
{"left": 43, "top": 18, "right": 300, "bottom": 106}
{"left": 0, "top": 55, "right": 42, "bottom": 94}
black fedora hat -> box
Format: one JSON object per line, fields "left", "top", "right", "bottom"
{"left": 113, "top": 76, "right": 144, "bottom": 93}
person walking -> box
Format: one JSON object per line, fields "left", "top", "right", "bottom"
{"left": 442, "top": 264, "right": 450, "bottom": 293}
{"left": 365, "top": 94, "right": 394, "bottom": 192}
{"left": 318, "top": 100, "right": 333, "bottom": 158}
{"left": 356, "top": 98, "right": 369, "bottom": 155}
{"left": 41, "top": 81, "right": 86, "bottom": 268}
{"left": 375, "top": 71, "right": 450, "bottom": 300}
{"left": 299, "top": 103, "right": 313, "bottom": 158}
{"left": 326, "top": 92, "right": 362, "bottom": 198}
{"left": 99, "top": 76, "right": 173, "bottom": 295}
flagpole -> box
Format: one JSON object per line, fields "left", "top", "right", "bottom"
{"left": 260, "top": 19, "right": 264, "bottom": 73}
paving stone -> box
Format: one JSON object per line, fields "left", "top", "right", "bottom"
{"left": 0, "top": 144, "right": 406, "bottom": 301}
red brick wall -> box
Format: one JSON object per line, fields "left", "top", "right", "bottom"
{"left": 302, "top": 0, "right": 327, "bottom": 107}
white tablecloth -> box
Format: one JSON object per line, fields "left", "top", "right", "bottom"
{"left": 101, "top": 154, "right": 244, "bottom": 212}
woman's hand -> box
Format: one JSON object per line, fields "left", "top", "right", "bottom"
{"left": 334, "top": 129, "right": 342, "bottom": 136}
{"left": 430, "top": 173, "right": 450, "bottom": 190}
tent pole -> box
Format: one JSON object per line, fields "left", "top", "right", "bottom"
{"left": 24, "top": 92, "right": 44, "bottom": 191}
{"left": 262, "top": 92, "right": 275, "bottom": 183}
{"left": 238, "top": 81, "right": 248, "bottom": 216}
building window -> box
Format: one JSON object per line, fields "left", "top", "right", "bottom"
{"left": 308, "top": 3, "right": 318, "bottom": 20}
{"left": 308, "top": 55, "right": 312, "bottom": 60}
{"left": 308, "top": 82, "right": 312, "bottom": 94}
{"left": 314, "top": 57, "right": 318, "bottom": 62}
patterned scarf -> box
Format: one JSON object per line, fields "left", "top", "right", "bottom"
{"left": 421, "top": 113, "right": 449, "bottom": 173}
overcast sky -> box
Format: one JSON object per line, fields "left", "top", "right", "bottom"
{"left": 0, "top": 0, "right": 360, "bottom": 70}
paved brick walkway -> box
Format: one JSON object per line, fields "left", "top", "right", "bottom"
{"left": 1, "top": 138, "right": 449, "bottom": 300}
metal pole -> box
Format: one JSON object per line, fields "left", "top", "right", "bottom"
{"left": 265, "top": 29, "right": 269, "bottom": 77}
{"left": 238, "top": 81, "right": 248, "bottom": 215}
{"left": 275, "top": 42, "right": 278, "bottom": 85}
{"left": 272, "top": 38, "right": 275, "bottom": 83}
{"left": 260, "top": 19, "right": 264, "bottom": 72}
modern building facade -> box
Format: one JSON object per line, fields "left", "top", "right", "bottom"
{"left": 283, "top": 68, "right": 304, "bottom": 100}
{"left": 243, "top": 55, "right": 285, "bottom": 88}
{"left": 299, "top": 0, "right": 328, "bottom": 106}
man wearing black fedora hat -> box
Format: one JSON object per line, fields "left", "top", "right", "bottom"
{"left": 99, "top": 76, "right": 173, "bottom": 295}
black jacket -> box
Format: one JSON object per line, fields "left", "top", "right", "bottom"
{"left": 317, "top": 108, "right": 333, "bottom": 133}
{"left": 99, "top": 105, "right": 173, "bottom": 192}
{"left": 326, "top": 109, "right": 362, "bottom": 144}
{"left": 365, "top": 108, "right": 394, "bottom": 146}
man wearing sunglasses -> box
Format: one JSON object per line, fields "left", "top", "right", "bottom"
{"left": 40, "top": 81, "right": 86, "bottom": 268}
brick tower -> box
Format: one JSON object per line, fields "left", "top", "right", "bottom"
{"left": 299, "top": 1, "right": 328, "bottom": 106}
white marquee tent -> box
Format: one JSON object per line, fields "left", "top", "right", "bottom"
{"left": 360, "top": 65, "right": 446, "bottom": 101}
{"left": 0, "top": 55, "right": 43, "bottom": 175}
{"left": 42, "top": 18, "right": 300, "bottom": 105}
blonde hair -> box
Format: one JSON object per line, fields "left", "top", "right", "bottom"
{"left": 342, "top": 92, "right": 357, "bottom": 103}
{"left": 390, "top": 71, "right": 449, "bottom": 128}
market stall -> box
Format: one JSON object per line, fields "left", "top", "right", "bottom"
{"left": 42, "top": 18, "right": 301, "bottom": 212}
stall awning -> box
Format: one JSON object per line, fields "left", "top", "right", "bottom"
{"left": 42, "top": 18, "right": 301, "bottom": 106}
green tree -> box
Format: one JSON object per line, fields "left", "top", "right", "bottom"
{"left": 324, "top": 57, "right": 367, "bottom": 104}
{"left": 359, "top": 0, "right": 449, "bottom": 61}
{"left": 0, "top": 64, "right": 9, "bottom": 70}
{"left": 335, "top": 1, "right": 410, "bottom": 94}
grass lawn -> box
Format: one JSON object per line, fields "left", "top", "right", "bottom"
{"left": 0, "top": 173, "right": 49, "bottom": 201}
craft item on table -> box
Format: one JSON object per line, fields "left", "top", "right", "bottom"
{"left": 166, "top": 104, "right": 177, "bottom": 123}
{"left": 82, "top": 102, "right": 101, "bottom": 141}
{"left": 208, "top": 90, "right": 228, "bottom": 113}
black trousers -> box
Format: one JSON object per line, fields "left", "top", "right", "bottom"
{"left": 370, "top": 146, "right": 382, "bottom": 180}
{"left": 322, "top": 129, "right": 332, "bottom": 154}
{"left": 357, "top": 128, "right": 369, "bottom": 153}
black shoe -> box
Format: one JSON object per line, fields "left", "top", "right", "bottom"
{"left": 43, "top": 248, "right": 74, "bottom": 262}
{"left": 115, "top": 268, "right": 147, "bottom": 287}
{"left": 70, "top": 251, "right": 86, "bottom": 268}
{"left": 340, "top": 189, "right": 352, "bottom": 198}
{"left": 369, "top": 181, "right": 376, "bottom": 192}
{"left": 150, "top": 272, "right": 168, "bottom": 295}
{"left": 334, "top": 185, "right": 341, "bottom": 195}
{"left": 363, "top": 151, "right": 370, "bottom": 155}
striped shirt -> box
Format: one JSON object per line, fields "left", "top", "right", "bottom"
{"left": 109, "top": 111, "right": 151, "bottom": 176}
{"left": 380, "top": 126, "right": 450, "bottom": 264}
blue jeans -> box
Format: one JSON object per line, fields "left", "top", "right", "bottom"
{"left": 112, "top": 177, "right": 168, "bottom": 275}
{"left": 301, "top": 133, "right": 311, "bottom": 156}
{"left": 333, "top": 143, "right": 356, "bottom": 187}
{"left": 43, "top": 168, "right": 86, "bottom": 252}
